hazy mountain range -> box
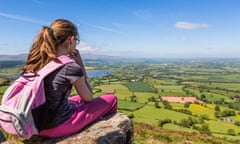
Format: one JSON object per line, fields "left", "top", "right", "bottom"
{"left": 0, "top": 54, "right": 28, "bottom": 61}
{"left": 1, "top": 54, "right": 238, "bottom": 63}
{"left": 0, "top": 53, "right": 122, "bottom": 61}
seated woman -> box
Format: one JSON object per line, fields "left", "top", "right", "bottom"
{"left": 23, "top": 19, "right": 117, "bottom": 138}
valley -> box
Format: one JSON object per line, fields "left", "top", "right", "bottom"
{"left": 1, "top": 58, "right": 240, "bottom": 143}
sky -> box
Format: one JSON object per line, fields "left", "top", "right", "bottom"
{"left": 0, "top": 0, "right": 240, "bottom": 58}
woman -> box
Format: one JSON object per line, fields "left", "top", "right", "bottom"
{"left": 23, "top": 19, "right": 117, "bottom": 137}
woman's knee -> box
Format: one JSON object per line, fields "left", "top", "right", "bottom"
{"left": 101, "top": 94, "right": 118, "bottom": 104}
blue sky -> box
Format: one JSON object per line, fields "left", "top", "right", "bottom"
{"left": 0, "top": 0, "right": 240, "bottom": 58}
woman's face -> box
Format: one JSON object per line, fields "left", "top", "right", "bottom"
{"left": 67, "top": 36, "right": 78, "bottom": 55}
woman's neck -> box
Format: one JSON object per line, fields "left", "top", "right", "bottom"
{"left": 57, "top": 45, "right": 69, "bottom": 56}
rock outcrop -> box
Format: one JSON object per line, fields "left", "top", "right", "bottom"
{"left": 3, "top": 113, "right": 133, "bottom": 144}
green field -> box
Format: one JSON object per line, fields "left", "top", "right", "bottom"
{"left": 96, "top": 59, "right": 240, "bottom": 142}
{"left": 1, "top": 59, "right": 240, "bottom": 143}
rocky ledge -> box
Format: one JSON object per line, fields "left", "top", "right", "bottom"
{"left": 2, "top": 113, "right": 134, "bottom": 144}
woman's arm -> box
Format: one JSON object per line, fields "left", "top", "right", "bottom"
{"left": 71, "top": 49, "right": 92, "bottom": 93}
{"left": 73, "top": 76, "right": 93, "bottom": 102}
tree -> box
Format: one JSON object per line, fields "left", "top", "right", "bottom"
{"left": 128, "top": 113, "right": 135, "bottom": 119}
{"left": 162, "top": 101, "right": 172, "bottom": 109}
{"left": 200, "top": 94, "right": 207, "bottom": 102}
{"left": 227, "top": 129, "right": 236, "bottom": 136}
{"left": 155, "top": 102, "right": 161, "bottom": 108}
{"left": 179, "top": 117, "right": 198, "bottom": 128}
{"left": 199, "top": 124, "right": 211, "bottom": 135}
{"left": 215, "top": 105, "right": 220, "bottom": 112}
{"left": 158, "top": 118, "right": 172, "bottom": 127}
{"left": 148, "top": 96, "right": 156, "bottom": 102}
{"left": 184, "top": 102, "right": 191, "bottom": 108}
{"left": 234, "top": 121, "right": 240, "bottom": 126}
{"left": 130, "top": 95, "right": 137, "bottom": 102}
{"left": 214, "top": 111, "right": 221, "bottom": 118}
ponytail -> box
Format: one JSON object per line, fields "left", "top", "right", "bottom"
{"left": 23, "top": 26, "right": 57, "bottom": 73}
{"left": 23, "top": 19, "right": 78, "bottom": 73}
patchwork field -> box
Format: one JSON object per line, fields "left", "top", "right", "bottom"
{"left": 1, "top": 59, "right": 240, "bottom": 143}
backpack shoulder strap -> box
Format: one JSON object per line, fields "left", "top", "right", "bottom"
{"left": 37, "top": 55, "right": 74, "bottom": 78}
{"left": 30, "top": 55, "right": 74, "bottom": 107}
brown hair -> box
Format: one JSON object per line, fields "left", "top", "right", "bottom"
{"left": 23, "top": 19, "right": 78, "bottom": 73}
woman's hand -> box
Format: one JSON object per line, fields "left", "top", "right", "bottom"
{"left": 70, "top": 49, "right": 86, "bottom": 73}
{"left": 71, "top": 49, "right": 82, "bottom": 65}
{"left": 70, "top": 49, "right": 92, "bottom": 93}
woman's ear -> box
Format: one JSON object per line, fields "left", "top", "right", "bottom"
{"left": 68, "top": 36, "right": 75, "bottom": 45}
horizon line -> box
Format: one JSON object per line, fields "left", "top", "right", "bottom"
{"left": 0, "top": 53, "right": 240, "bottom": 60}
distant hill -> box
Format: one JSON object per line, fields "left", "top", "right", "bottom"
{"left": 0, "top": 54, "right": 28, "bottom": 61}
{"left": 1, "top": 54, "right": 240, "bottom": 62}
{"left": 81, "top": 53, "right": 122, "bottom": 60}
{"left": 0, "top": 53, "right": 122, "bottom": 61}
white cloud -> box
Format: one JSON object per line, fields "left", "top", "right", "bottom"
{"left": 0, "top": 12, "right": 47, "bottom": 25}
{"left": 132, "top": 10, "right": 152, "bottom": 20}
{"left": 86, "top": 24, "right": 124, "bottom": 34}
{"left": 111, "top": 22, "right": 136, "bottom": 29}
{"left": 175, "top": 22, "right": 208, "bottom": 29}
{"left": 77, "top": 41, "right": 106, "bottom": 53}
{"left": 31, "top": 0, "right": 44, "bottom": 4}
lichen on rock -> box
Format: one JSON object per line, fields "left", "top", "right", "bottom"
{"left": 3, "top": 113, "right": 133, "bottom": 144}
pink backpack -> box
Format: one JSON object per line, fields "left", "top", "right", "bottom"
{"left": 0, "top": 55, "right": 73, "bottom": 138}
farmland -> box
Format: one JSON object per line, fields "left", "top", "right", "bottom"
{"left": 1, "top": 58, "right": 240, "bottom": 143}
{"left": 91, "top": 58, "right": 240, "bottom": 143}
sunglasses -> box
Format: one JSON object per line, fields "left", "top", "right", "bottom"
{"left": 75, "top": 38, "right": 80, "bottom": 44}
